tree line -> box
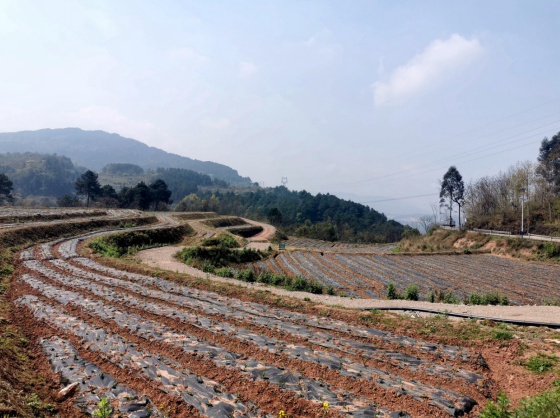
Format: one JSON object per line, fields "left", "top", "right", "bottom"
{"left": 174, "top": 186, "right": 408, "bottom": 243}
{"left": 428, "top": 130, "right": 560, "bottom": 234}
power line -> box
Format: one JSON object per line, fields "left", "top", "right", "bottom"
{"left": 358, "top": 193, "right": 438, "bottom": 204}
{"left": 352, "top": 135, "right": 544, "bottom": 188}
{"left": 332, "top": 122, "right": 560, "bottom": 188}
{"left": 401, "top": 97, "right": 560, "bottom": 156}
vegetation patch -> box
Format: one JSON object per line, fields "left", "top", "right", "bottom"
{"left": 177, "top": 245, "right": 266, "bottom": 270}
{"left": 228, "top": 225, "right": 263, "bottom": 238}
{"left": 90, "top": 224, "right": 194, "bottom": 257}
{"left": 201, "top": 234, "right": 240, "bottom": 248}
{"left": 203, "top": 217, "right": 247, "bottom": 228}
{"left": 172, "top": 212, "right": 218, "bottom": 220}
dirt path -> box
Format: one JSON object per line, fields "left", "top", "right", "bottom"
{"left": 240, "top": 217, "right": 276, "bottom": 241}
{"left": 135, "top": 246, "right": 560, "bottom": 326}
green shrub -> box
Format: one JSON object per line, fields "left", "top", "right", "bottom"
{"left": 427, "top": 225, "right": 439, "bottom": 236}
{"left": 177, "top": 246, "right": 265, "bottom": 268}
{"left": 404, "top": 284, "right": 419, "bottom": 301}
{"left": 386, "top": 282, "right": 398, "bottom": 300}
{"left": 541, "top": 242, "right": 560, "bottom": 259}
{"left": 493, "top": 330, "right": 514, "bottom": 340}
{"left": 91, "top": 226, "right": 190, "bottom": 257}
{"left": 427, "top": 290, "right": 435, "bottom": 303}
{"left": 236, "top": 269, "right": 257, "bottom": 283}
{"left": 0, "top": 264, "right": 13, "bottom": 277}
{"left": 401, "top": 228, "right": 421, "bottom": 239}
{"left": 326, "top": 285, "right": 335, "bottom": 295}
{"left": 481, "top": 388, "right": 560, "bottom": 418}
{"left": 202, "top": 234, "right": 239, "bottom": 248}
{"left": 201, "top": 261, "right": 215, "bottom": 273}
{"left": 443, "top": 291, "right": 459, "bottom": 304}
{"left": 467, "top": 292, "right": 510, "bottom": 306}
{"left": 215, "top": 268, "right": 234, "bottom": 277}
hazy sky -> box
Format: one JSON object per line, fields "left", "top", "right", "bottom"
{"left": 1, "top": 0, "right": 560, "bottom": 218}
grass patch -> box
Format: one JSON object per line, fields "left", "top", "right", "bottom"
{"left": 177, "top": 245, "right": 265, "bottom": 270}
{"left": 202, "top": 234, "right": 239, "bottom": 248}
{"left": 90, "top": 224, "right": 193, "bottom": 257}
{"left": 493, "top": 330, "right": 514, "bottom": 340}
{"left": 481, "top": 387, "right": 560, "bottom": 418}
{"left": 524, "top": 353, "right": 558, "bottom": 374}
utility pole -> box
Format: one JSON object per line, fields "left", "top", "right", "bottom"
{"left": 281, "top": 177, "right": 288, "bottom": 187}
{"left": 520, "top": 188, "right": 525, "bottom": 238}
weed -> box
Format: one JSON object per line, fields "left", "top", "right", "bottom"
{"left": 303, "top": 297, "right": 311, "bottom": 302}
{"left": 93, "top": 397, "right": 112, "bottom": 418}
{"left": 492, "top": 330, "right": 514, "bottom": 340}
{"left": 525, "top": 353, "right": 558, "bottom": 374}
{"left": 26, "top": 393, "right": 55, "bottom": 416}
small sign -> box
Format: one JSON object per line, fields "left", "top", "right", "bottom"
{"left": 279, "top": 243, "right": 286, "bottom": 250}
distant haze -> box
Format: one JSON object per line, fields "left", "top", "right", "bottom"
{"left": 1, "top": 1, "right": 559, "bottom": 219}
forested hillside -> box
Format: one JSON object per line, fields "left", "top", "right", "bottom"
{"left": 177, "top": 187, "right": 407, "bottom": 243}
{"left": 0, "top": 128, "right": 252, "bottom": 185}
{"left": 0, "top": 152, "right": 85, "bottom": 197}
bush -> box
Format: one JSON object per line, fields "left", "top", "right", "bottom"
{"left": 427, "top": 290, "right": 435, "bottom": 303}
{"left": 91, "top": 225, "right": 191, "bottom": 257}
{"left": 404, "top": 284, "right": 419, "bottom": 301}
{"left": 481, "top": 388, "right": 560, "bottom": 418}
{"left": 202, "top": 234, "right": 239, "bottom": 248}
{"left": 326, "top": 285, "right": 335, "bottom": 295}
{"left": 401, "top": 228, "right": 421, "bottom": 240}
{"left": 467, "top": 292, "right": 510, "bottom": 306}
{"left": 541, "top": 241, "right": 560, "bottom": 259}
{"left": 236, "top": 269, "right": 257, "bottom": 283}
{"left": 493, "top": 330, "right": 514, "bottom": 340}
{"left": 177, "top": 246, "right": 265, "bottom": 268}
{"left": 386, "top": 282, "right": 398, "bottom": 300}
{"left": 215, "top": 268, "right": 234, "bottom": 278}
{"left": 201, "top": 261, "right": 215, "bottom": 272}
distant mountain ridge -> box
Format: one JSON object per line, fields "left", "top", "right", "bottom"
{"left": 0, "top": 128, "right": 252, "bottom": 185}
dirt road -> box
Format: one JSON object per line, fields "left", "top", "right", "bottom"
{"left": 240, "top": 217, "right": 276, "bottom": 241}
{"left": 135, "top": 246, "right": 560, "bottom": 326}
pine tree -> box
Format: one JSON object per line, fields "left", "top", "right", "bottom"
{"left": 75, "top": 170, "right": 101, "bottom": 207}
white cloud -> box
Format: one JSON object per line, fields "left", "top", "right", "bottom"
{"left": 372, "top": 34, "right": 483, "bottom": 106}
{"left": 239, "top": 61, "right": 258, "bottom": 77}
{"left": 168, "top": 47, "right": 207, "bottom": 64}
{"left": 199, "top": 117, "right": 231, "bottom": 130}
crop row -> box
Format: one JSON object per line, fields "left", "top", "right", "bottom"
{"left": 285, "top": 238, "right": 395, "bottom": 254}
{"left": 249, "top": 249, "right": 560, "bottom": 305}
{"left": 65, "top": 254, "right": 471, "bottom": 360}
{"left": 19, "top": 292, "right": 256, "bottom": 417}
{"left": 0, "top": 208, "right": 143, "bottom": 230}
{"left": 20, "top": 273, "right": 413, "bottom": 417}
{"left": 41, "top": 335, "right": 165, "bottom": 417}
{"left": 21, "top": 261, "right": 479, "bottom": 417}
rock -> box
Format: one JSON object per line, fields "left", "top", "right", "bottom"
{"left": 58, "top": 382, "right": 78, "bottom": 398}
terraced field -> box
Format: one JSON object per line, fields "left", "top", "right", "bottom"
{"left": 286, "top": 238, "right": 396, "bottom": 254}
{"left": 5, "top": 213, "right": 496, "bottom": 417}
{"left": 249, "top": 249, "right": 560, "bottom": 304}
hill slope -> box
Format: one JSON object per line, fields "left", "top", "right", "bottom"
{"left": 0, "top": 128, "right": 252, "bottom": 185}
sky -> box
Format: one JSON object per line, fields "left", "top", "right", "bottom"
{"left": 1, "top": 0, "right": 560, "bottom": 222}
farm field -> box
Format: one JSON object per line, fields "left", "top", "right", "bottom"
{"left": 0, "top": 208, "right": 143, "bottom": 229}
{"left": 3, "top": 211, "right": 560, "bottom": 417}
{"left": 248, "top": 250, "right": 560, "bottom": 304}
{"left": 286, "top": 237, "right": 396, "bottom": 254}
{"left": 1, "top": 210, "right": 500, "bottom": 417}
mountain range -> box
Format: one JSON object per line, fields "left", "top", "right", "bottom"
{"left": 0, "top": 128, "right": 252, "bottom": 185}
